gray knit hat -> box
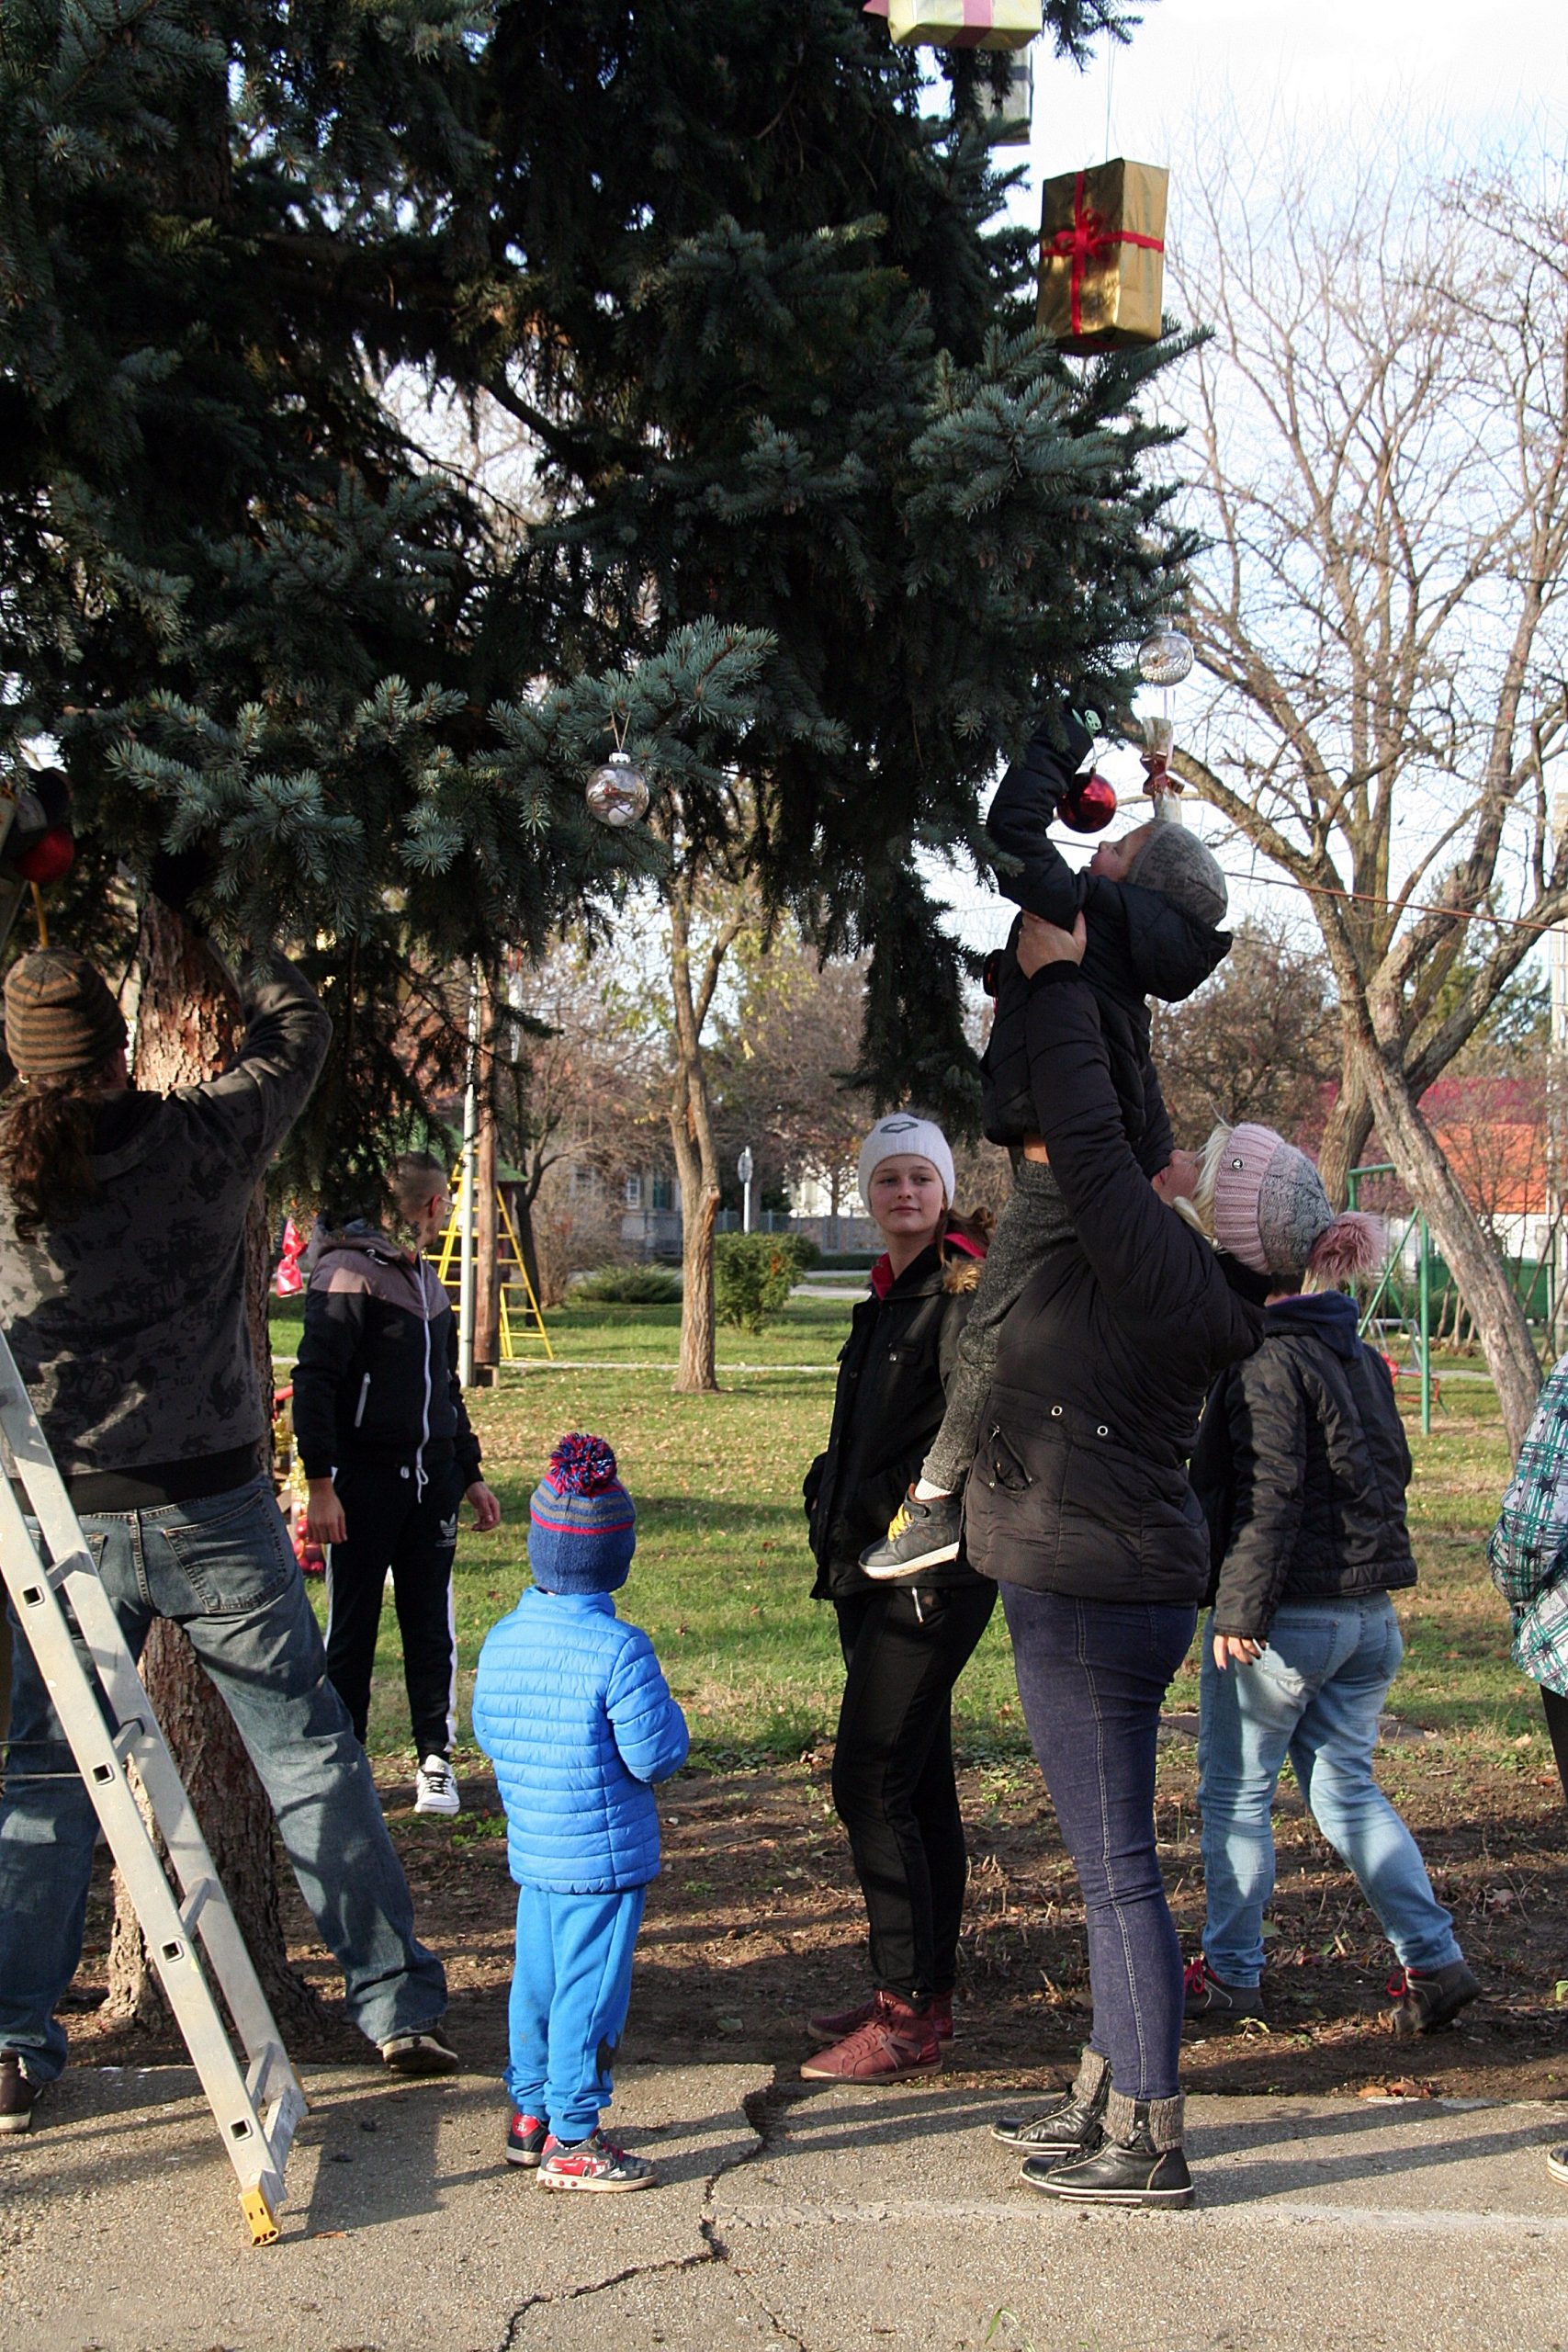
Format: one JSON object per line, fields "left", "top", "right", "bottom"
{"left": 4, "top": 949, "right": 127, "bottom": 1079}
{"left": 1125, "top": 814, "right": 1228, "bottom": 928}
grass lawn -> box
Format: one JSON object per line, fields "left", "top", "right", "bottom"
{"left": 271, "top": 1293, "right": 1545, "bottom": 1775}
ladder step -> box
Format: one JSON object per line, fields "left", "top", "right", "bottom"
{"left": 178, "top": 1877, "right": 218, "bottom": 1935}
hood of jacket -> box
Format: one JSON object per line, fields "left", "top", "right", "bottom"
{"left": 1089, "top": 876, "right": 1231, "bottom": 1006}
{"left": 1266, "top": 1288, "right": 1361, "bottom": 1361}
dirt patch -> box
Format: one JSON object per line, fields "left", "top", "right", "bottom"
{"left": 62, "top": 1733, "right": 1568, "bottom": 2107}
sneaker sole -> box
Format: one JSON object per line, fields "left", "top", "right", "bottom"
{"left": 798, "top": 2055, "right": 942, "bottom": 2083}
{"left": 505, "top": 2147, "right": 545, "bottom": 2168}
{"left": 536, "top": 2169, "right": 657, "bottom": 2192}
{"left": 381, "top": 2048, "right": 459, "bottom": 2076}
{"left": 414, "top": 1797, "right": 461, "bottom": 1817}
{"left": 991, "top": 2123, "right": 1087, "bottom": 2154}
{"left": 0, "top": 2111, "right": 35, "bottom": 2136}
{"left": 860, "top": 1543, "right": 961, "bottom": 1578}
{"left": 1033, "top": 2178, "right": 1195, "bottom": 2209}
{"left": 1545, "top": 2147, "right": 1568, "bottom": 2186}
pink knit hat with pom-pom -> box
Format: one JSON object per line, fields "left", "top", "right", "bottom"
{"left": 1205, "top": 1122, "right": 1384, "bottom": 1289}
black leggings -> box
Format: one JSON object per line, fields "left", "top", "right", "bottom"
{"left": 830, "top": 1581, "right": 997, "bottom": 2006}
{"left": 1542, "top": 1686, "right": 1568, "bottom": 1806}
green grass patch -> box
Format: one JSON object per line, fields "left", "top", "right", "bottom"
{"left": 277, "top": 1293, "right": 1540, "bottom": 1768}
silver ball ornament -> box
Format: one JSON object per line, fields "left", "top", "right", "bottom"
{"left": 584, "top": 750, "right": 650, "bottom": 827}
{"left": 1137, "top": 626, "right": 1194, "bottom": 688}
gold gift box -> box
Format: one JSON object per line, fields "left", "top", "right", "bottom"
{"left": 886, "top": 0, "right": 1042, "bottom": 51}
{"left": 1037, "top": 159, "right": 1168, "bottom": 354}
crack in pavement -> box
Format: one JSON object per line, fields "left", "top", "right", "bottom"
{"left": 490, "top": 2075, "right": 801, "bottom": 2352}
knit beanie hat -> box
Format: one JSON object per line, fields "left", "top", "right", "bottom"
{"left": 1124, "top": 808, "right": 1229, "bottom": 928}
{"left": 528, "top": 1433, "right": 637, "bottom": 1593}
{"left": 857, "top": 1113, "right": 955, "bottom": 1211}
{"left": 4, "top": 949, "right": 127, "bottom": 1080}
{"left": 1206, "top": 1122, "right": 1384, "bottom": 1288}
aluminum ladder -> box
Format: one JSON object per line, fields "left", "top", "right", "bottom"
{"left": 0, "top": 1330, "right": 306, "bottom": 2245}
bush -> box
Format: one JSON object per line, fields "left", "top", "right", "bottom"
{"left": 714, "top": 1232, "right": 819, "bottom": 1333}
{"left": 572, "top": 1264, "right": 683, "bottom": 1305}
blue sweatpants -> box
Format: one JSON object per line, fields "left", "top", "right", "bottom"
{"left": 505, "top": 1885, "right": 646, "bottom": 2141}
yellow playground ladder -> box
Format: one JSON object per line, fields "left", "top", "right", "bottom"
{"left": 434, "top": 1170, "right": 554, "bottom": 1363}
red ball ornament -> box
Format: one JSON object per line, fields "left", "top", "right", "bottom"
{"left": 13, "top": 826, "right": 74, "bottom": 884}
{"left": 1059, "top": 771, "right": 1117, "bottom": 833}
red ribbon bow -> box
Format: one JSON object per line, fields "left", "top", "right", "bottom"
{"left": 1047, "top": 170, "right": 1165, "bottom": 336}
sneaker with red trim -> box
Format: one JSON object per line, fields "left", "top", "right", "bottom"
{"left": 1182, "top": 1956, "right": 1267, "bottom": 2029}
{"left": 505, "top": 2111, "right": 549, "bottom": 2168}
{"left": 1386, "top": 1960, "right": 1480, "bottom": 2036}
{"left": 798, "top": 1989, "right": 942, "bottom": 2083}
{"left": 807, "top": 1989, "right": 954, "bottom": 2047}
{"left": 536, "top": 2128, "right": 657, "bottom": 2192}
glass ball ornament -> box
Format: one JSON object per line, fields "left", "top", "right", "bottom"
{"left": 1137, "top": 626, "right": 1194, "bottom": 688}
{"left": 584, "top": 750, "right": 650, "bottom": 828}
{"left": 1060, "top": 771, "right": 1117, "bottom": 834}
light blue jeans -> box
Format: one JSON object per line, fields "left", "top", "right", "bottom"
{"left": 0, "top": 1476, "right": 446, "bottom": 2083}
{"left": 1197, "top": 1594, "right": 1462, "bottom": 1987}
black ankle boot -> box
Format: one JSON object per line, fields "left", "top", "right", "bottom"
{"left": 1027, "top": 2089, "right": 1192, "bottom": 2209}
{"left": 993, "top": 2047, "right": 1109, "bottom": 2157}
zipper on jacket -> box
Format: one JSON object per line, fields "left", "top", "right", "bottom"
{"left": 414, "top": 1258, "right": 434, "bottom": 1498}
{"left": 353, "top": 1373, "right": 371, "bottom": 1429}
{"left": 988, "top": 1423, "right": 1032, "bottom": 1494}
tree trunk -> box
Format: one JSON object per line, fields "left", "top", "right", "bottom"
{"left": 474, "top": 1001, "right": 500, "bottom": 1373}
{"left": 667, "top": 891, "right": 735, "bottom": 1395}
{"left": 1353, "top": 1040, "right": 1542, "bottom": 1457}
{"left": 1318, "top": 1056, "right": 1376, "bottom": 1210}
{"left": 105, "top": 901, "right": 322, "bottom": 2033}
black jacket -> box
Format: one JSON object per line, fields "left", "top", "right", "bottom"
{"left": 982, "top": 710, "right": 1228, "bottom": 1170}
{"left": 804, "top": 1238, "right": 984, "bottom": 1600}
{"left": 964, "top": 968, "right": 1265, "bottom": 1605}
{"left": 292, "top": 1228, "right": 482, "bottom": 1487}
{"left": 1190, "top": 1291, "right": 1417, "bottom": 1640}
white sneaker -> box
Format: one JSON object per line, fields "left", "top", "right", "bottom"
{"left": 414, "top": 1754, "right": 460, "bottom": 1816}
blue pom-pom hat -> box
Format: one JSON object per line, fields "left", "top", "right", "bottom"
{"left": 527, "top": 1432, "right": 637, "bottom": 1593}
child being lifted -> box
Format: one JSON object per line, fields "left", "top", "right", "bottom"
{"left": 861, "top": 701, "right": 1231, "bottom": 1577}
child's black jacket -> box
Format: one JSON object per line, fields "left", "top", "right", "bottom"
{"left": 981, "top": 710, "right": 1230, "bottom": 1170}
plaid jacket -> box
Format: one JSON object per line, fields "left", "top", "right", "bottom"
{"left": 1487, "top": 1357, "right": 1568, "bottom": 1698}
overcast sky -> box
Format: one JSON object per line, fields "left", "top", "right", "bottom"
{"left": 934, "top": 0, "right": 1568, "bottom": 954}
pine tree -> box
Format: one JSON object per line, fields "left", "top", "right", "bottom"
{"left": 457, "top": 0, "right": 1191, "bottom": 1376}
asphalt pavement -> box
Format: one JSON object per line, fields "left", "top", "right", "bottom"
{"left": 3, "top": 2062, "right": 1565, "bottom": 2352}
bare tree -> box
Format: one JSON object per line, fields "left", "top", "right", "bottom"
{"left": 1150, "top": 918, "right": 1339, "bottom": 1146}
{"left": 1172, "top": 153, "right": 1568, "bottom": 1451}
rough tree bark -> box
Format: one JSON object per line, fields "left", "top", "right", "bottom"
{"left": 104, "top": 900, "right": 322, "bottom": 2033}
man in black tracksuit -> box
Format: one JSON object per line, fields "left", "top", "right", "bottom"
{"left": 293, "top": 1153, "right": 500, "bottom": 1815}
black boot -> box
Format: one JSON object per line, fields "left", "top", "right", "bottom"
{"left": 994, "top": 2047, "right": 1110, "bottom": 2157}
{"left": 1027, "top": 2088, "right": 1192, "bottom": 2209}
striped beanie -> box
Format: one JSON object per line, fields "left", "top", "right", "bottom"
{"left": 5, "top": 950, "right": 127, "bottom": 1080}
{"left": 527, "top": 1433, "right": 637, "bottom": 1593}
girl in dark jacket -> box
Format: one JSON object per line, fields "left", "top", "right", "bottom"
{"left": 1187, "top": 1124, "right": 1478, "bottom": 2038}
{"left": 964, "top": 915, "right": 1264, "bottom": 2209}
{"left": 801, "top": 1114, "right": 997, "bottom": 2085}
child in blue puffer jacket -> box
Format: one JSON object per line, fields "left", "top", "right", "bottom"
{"left": 472, "top": 1432, "right": 688, "bottom": 2192}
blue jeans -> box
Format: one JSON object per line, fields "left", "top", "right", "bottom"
{"left": 1002, "top": 1583, "right": 1196, "bottom": 2102}
{"left": 506, "top": 1884, "right": 645, "bottom": 2141}
{"left": 0, "top": 1476, "right": 446, "bottom": 2082}
{"left": 1197, "top": 1594, "right": 1462, "bottom": 1986}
